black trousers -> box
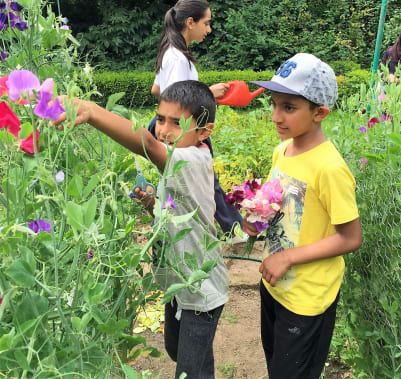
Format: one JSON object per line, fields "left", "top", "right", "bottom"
{"left": 148, "top": 116, "right": 243, "bottom": 235}
{"left": 260, "top": 280, "right": 339, "bottom": 379}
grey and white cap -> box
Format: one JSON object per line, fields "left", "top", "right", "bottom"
{"left": 251, "top": 53, "right": 338, "bottom": 109}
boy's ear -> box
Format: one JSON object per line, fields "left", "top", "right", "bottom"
{"left": 198, "top": 123, "right": 214, "bottom": 141}
{"left": 314, "top": 106, "right": 330, "bottom": 122}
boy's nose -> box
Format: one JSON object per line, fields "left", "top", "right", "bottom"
{"left": 271, "top": 108, "right": 281, "bottom": 124}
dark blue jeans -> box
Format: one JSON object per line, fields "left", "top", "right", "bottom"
{"left": 164, "top": 298, "right": 224, "bottom": 379}
{"left": 148, "top": 116, "right": 243, "bottom": 235}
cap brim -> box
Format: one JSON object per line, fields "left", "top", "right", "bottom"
{"left": 250, "top": 81, "right": 301, "bottom": 96}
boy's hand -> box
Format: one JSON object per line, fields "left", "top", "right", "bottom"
{"left": 259, "top": 251, "right": 292, "bottom": 287}
{"left": 133, "top": 186, "right": 155, "bottom": 216}
{"left": 209, "top": 83, "right": 230, "bottom": 99}
{"left": 243, "top": 214, "right": 259, "bottom": 237}
{"left": 54, "top": 96, "right": 94, "bottom": 127}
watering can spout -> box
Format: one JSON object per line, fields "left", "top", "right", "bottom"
{"left": 216, "top": 80, "right": 265, "bottom": 107}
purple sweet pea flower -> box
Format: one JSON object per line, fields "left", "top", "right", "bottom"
{"left": 0, "top": 51, "right": 7, "bottom": 62}
{"left": 29, "top": 219, "right": 52, "bottom": 234}
{"left": 254, "top": 221, "right": 269, "bottom": 233}
{"left": 7, "top": 70, "right": 40, "bottom": 101}
{"left": 10, "top": 2, "right": 23, "bottom": 11}
{"left": 14, "top": 20, "right": 26, "bottom": 31}
{"left": 88, "top": 249, "right": 94, "bottom": 259}
{"left": 129, "top": 192, "right": 136, "bottom": 199}
{"left": 361, "top": 158, "right": 368, "bottom": 165}
{"left": 0, "top": 2, "right": 6, "bottom": 10}
{"left": 161, "top": 193, "right": 176, "bottom": 209}
{"left": 55, "top": 170, "right": 64, "bottom": 183}
{"left": 0, "top": 12, "right": 7, "bottom": 29}
{"left": 34, "top": 90, "right": 65, "bottom": 120}
{"left": 359, "top": 126, "right": 367, "bottom": 133}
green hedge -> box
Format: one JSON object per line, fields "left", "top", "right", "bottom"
{"left": 93, "top": 68, "right": 370, "bottom": 109}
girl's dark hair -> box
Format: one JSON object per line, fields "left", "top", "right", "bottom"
{"left": 390, "top": 32, "right": 401, "bottom": 64}
{"left": 160, "top": 80, "right": 216, "bottom": 128}
{"left": 155, "top": 0, "right": 210, "bottom": 73}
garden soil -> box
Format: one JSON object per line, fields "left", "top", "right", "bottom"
{"left": 133, "top": 241, "right": 351, "bottom": 379}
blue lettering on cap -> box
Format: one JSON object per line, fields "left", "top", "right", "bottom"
{"left": 275, "top": 61, "right": 297, "bottom": 78}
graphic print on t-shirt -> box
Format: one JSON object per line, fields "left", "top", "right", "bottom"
{"left": 263, "top": 167, "right": 307, "bottom": 290}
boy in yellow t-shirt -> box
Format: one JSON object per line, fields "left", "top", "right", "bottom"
{"left": 246, "top": 53, "right": 362, "bottom": 379}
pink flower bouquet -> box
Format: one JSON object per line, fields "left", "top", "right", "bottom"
{"left": 226, "top": 178, "right": 284, "bottom": 255}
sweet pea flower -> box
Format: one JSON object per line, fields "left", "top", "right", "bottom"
{"left": 378, "top": 90, "right": 386, "bottom": 102}
{"left": 7, "top": 70, "right": 40, "bottom": 101}
{"left": 0, "top": 2, "right": 6, "bottom": 10}
{"left": 29, "top": 219, "right": 52, "bottom": 234}
{"left": 20, "top": 129, "right": 40, "bottom": 155}
{"left": 161, "top": 193, "right": 176, "bottom": 209}
{"left": 55, "top": 170, "right": 64, "bottom": 183}
{"left": 60, "top": 25, "right": 69, "bottom": 30}
{"left": 0, "top": 294, "right": 2, "bottom": 306}
{"left": 10, "top": 1, "right": 23, "bottom": 11}
{"left": 0, "top": 76, "right": 8, "bottom": 95}
{"left": 88, "top": 249, "right": 94, "bottom": 259}
{"left": 361, "top": 158, "right": 368, "bottom": 165}
{"left": 367, "top": 117, "right": 379, "bottom": 129}
{"left": 0, "top": 101, "right": 21, "bottom": 137}
{"left": 0, "top": 51, "right": 7, "bottom": 62}
{"left": 34, "top": 90, "right": 65, "bottom": 120}
{"left": 359, "top": 126, "right": 367, "bottom": 133}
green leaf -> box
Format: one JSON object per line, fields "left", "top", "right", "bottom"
{"left": 5, "top": 260, "right": 35, "bottom": 287}
{"left": 119, "top": 334, "right": 146, "bottom": 348}
{"left": 388, "top": 133, "right": 401, "bottom": 147}
{"left": 171, "top": 207, "right": 199, "bottom": 225}
{"left": 65, "top": 201, "right": 85, "bottom": 232}
{"left": 18, "top": 122, "right": 33, "bottom": 140}
{"left": 188, "top": 270, "right": 210, "bottom": 286}
{"left": 82, "top": 196, "right": 97, "bottom": 228}
{"left": 14, "top": 350, "right": 31, "bottom": 371}
{"left": 97, "top": 318, "right": 128, "bottom": 336}
{"left": 19, "top": 246, "right": 35, "bottom": 273}
{"left": 172, "top": 228, "right": 193, "bottom": 244}
{"left": 122, "top": 364, "right": 138, "bottom": 379}
{"left": 201, "top": 259, "right": 218, "bottom": 273}
{"left": 67, "top": 175, "right": 83, "bottom": 199}
{"left": 169, "top": 160, "right": 189, "bottom": 175}
{"left": 106, "top": 92, "right": 126, "bottom": 111}
{"left": 83, "top": 175, "right": 100, "bottom": 199}
{"left": 206, "top": 240, "right": 221, "bottom": 252}
{"left": 161, "top": 283, "right": 188, "bottom": 304}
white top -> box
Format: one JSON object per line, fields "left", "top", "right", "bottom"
{"left": 154, "top": 46, "right": 198, "bottom": 93}
{"left": 154, "top": 145, "right": 229, "bottom": 312}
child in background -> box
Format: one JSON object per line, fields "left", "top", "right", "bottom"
{"left": 245, "top": 53, "right": 362, "bottom": 379}
{"left": 149, "top": 0, "right": 245, "bottom": 243}
{"left": 56, "top": 80, "right": 228, "bottom": 379}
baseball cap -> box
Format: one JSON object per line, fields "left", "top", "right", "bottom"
{"left": 251, "top": 53, "right": 338, "bottom": 109}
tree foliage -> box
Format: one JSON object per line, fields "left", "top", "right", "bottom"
{"left": 53, "top": 0, "right": 401, "bottom": 71}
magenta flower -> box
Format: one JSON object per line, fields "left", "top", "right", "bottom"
{"left": 361, "top": 158, "right": 368, "bottom": 165}
{"left": 55, "top": 170, "right": 64, "bottom": 183}
{"left": 368, "top": 117, "right": 379, "bottom": 129}
{"left": 161, "top": 193, "right": 176, "bottom": 209}
{"left": 88, "top": 250, "right": 94, "bottom": 259}
{"left": 0, "top": 294, "right": 2, "bottom": 306}
{"left": 255, "top": 221, "right": 269, "bottom": 233}
{"left": 34, "top": 90, "right": 65, "bottom": 120}
{"left": 359, "top": 126, "right": 367, "bottom": 133}
{"left": 29, "top": 219, "right": 52, "bottom": 234}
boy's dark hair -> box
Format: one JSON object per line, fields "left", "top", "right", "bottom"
{"left": 159, "top": 80, "right": 216, "bottom": 128}
{"left": 155, "top": 0, "right": 210, "bottom": 73}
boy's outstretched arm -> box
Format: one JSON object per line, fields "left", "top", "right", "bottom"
{"left": 244, "top": 218, "right": 362, "bottom": 287}
{"left": 55, "top": 98, "right": 167, "bottom": 171}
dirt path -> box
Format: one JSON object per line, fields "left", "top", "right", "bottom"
{"left": 134, "top": 241, "right": 349, "bottom": 378}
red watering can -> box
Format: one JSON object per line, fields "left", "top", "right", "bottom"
{"left": 216, "top": 80, "right": 265, "bottom": 107}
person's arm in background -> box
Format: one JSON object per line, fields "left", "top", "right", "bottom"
{"left": 209, "top": 83, "right": 231, "bottom": 99}
{"left": 151, "top": 83, "right": 161, "bottom": 98}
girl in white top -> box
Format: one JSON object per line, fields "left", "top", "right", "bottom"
{"left": 149, "top": 0, "right": 245, "bottom": 241}
{"left": 151, "top": 0, "right": 230, "bottom": 99}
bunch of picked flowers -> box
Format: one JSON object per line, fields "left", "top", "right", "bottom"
{"left": 225, "top": 178, "right": 284, "bottom": 255}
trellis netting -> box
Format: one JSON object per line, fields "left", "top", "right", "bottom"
{"left": 327, "top": 69, "right": 401, "bottom": 377}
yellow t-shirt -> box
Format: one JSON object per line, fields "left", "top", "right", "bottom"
{"left": 263, "top": 140, "right": 359, "bottom": 316}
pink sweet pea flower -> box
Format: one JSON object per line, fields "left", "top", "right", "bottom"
{"left": 0, "top": 76, "right": 8, "bottom": 96}
{"left": 0, "top": 101, "right": 21, "bottom": 137}
{"left": 378, "top": 90, "right": 386, "bottom": 102}
{"left": 7, "top": 70, "right": 40, "bottom": 101}
{"left": 20, "top": 129, "right": 40, "bottom": 155}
